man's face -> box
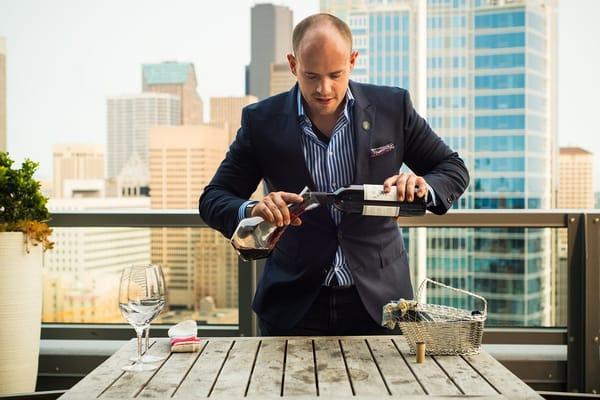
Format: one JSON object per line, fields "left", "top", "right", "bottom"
{"left": 288, "top": 27, "right": 358, "bottom": 118}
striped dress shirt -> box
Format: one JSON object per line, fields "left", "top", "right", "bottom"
{"left": 297, "top": 88, "right": 356, "bottom": 286}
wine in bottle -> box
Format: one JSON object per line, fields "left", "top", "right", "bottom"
{"left": 311, "top": 184, "right": 426, "bottom": 217}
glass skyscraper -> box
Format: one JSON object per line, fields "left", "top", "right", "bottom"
{"left": 322, "top": 0, "right": 558, "bottom": 326}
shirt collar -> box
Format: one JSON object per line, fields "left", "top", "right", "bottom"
{"left": 297, "top": 87, "right": 355, "bottom": 123}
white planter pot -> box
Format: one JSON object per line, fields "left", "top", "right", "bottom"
{"left": 0, "top": 232, "right": 43, "bottom": 394}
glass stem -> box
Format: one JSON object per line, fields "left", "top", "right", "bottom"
{"left": 135, "top": 329, "right": 143, "bottom": 362}
{"left": 145, "top": 327, "right": 150, "bottom": 353}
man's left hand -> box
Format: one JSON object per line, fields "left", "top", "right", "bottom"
{"left": 383, "top": 172, "right": 428, "bottom": 202}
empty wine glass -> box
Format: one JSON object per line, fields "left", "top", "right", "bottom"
{"left": 130, "top": 264, "right": 167, "bottom": 363}
{"left": 119, "top": 265, "right": 166, "bottom": 372}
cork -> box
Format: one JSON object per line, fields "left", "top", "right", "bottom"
{"left": 416, "top": 341, "right": 426, "bottom": 363}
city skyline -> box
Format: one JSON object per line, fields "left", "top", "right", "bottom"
{"left": 0, "top": 0, "right": 599, "bottom": 190}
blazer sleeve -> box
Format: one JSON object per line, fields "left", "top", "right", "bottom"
{"left": 199, "top": 107, "right": 263, "bottom": 238}
{"left": 401, "top": 90, "right": 470, "bottom": 214}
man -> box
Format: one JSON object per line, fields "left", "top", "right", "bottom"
{"left": 199, "top": 14, "right": 469, "bottom": 335}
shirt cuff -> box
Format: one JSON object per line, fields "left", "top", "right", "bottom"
{"left": 426, "top": 183, "right": 437, "bottom": 207}
{"left": 237, "top": 200, "right": 258, "bottom": 223}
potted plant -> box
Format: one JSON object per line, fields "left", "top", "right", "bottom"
{"left": 0, "top": 151, "right": 53, "bottom": 394}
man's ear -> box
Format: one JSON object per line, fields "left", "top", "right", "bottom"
{"left": 349, "top": 50, "right": 359, "bottom": 73}
{"left": 287, "top": 53, "right": 297, "bottom": 76}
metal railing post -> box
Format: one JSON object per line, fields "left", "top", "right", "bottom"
{"left": 584, "top": 214, "right": 600, "bottom": 394}
{"left": 567, "top": 213, "right": 586, "bottom": 392}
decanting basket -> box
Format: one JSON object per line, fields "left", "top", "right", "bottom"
{"left": 383, "top": 278, "right": 487, "bottom": 356}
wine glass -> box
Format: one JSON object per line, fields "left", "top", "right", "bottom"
{"left": 119, "top": 265, "right": 166, "bottom": 372}
{"left": 130, "top": 264, "right": 167, "bottom": 363}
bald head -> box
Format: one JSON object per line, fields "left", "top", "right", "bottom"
{"left": 292, "top": 13, "right": 353, "bottom": 56}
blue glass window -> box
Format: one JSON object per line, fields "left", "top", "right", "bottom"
{"left": 453, "top": 56, "right": 466, "bottom": 68}
{"left": 527, "top": 136, "right": 546, "bottom": 154}
{"left": 475, "top": 11, "right": 525, "bottom": 28}
{"left": 452, "top": 15, "right": 466, "bottom": 27}
{"left": 453, "top": 76, "right": 466, "bottom": 88}
{"left": 452, "top": 36, "right": 466, "bottom": 48}
{"left": 475, "top": 178, "right": 524, "bottom": 192}
{"left": 475, "top": 115, "right": 525, "bottom": 129}
{"left": 429, "top": 57, "right": 443, "bottom": 68}
{"left": 475, "top": 94, "right": 525, "bottom": 109}
{"left": 475, "top": 136, "right": 524, "bottom": 151}
{"left": 527, "top": 74, "right": 545, "bottom": 92}
{"left": 528, "top": 115, "right": 546, "bottom": 131}
{"left": 527, "top": 32, "right": 545, "bottom": 52}
{"left": 527, "top": 95, "right": 545, "bottom": 111}
{"left": 475, "top": 74, "right": 525, "bottom": 89}
{"left": 527, "top": 198, "right": 542, "bottom": 208}
{"left": 527, "top": 11, "right": 545, "bottom": 33}
{"left": 428, "top": 36, "right": 444, "bottom": 49}
{"left": 475, "top": 198, "right": 525, "bottom": 209}
{"left": 475, "top": 53, "right": 525, "bottom": 69}
{"left": 451, "top": 116, "right": 466, "bottom": 128}
{"left": 475, "top": 32, "right": 525, "bottom": 49}
{"left": 528, "top": 157, "right": 546, "bottom": 173}
{"left": 475, "top": 157, "right": 525, "bottom": 171}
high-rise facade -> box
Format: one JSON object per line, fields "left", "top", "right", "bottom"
{"left": 148, "top": 125, "right": 238, "bottom": 312}
{"left": 52, "top": 144, "right": 104, "bottom": 198}
{"left": 323, "top": 0, "right": 558, "bottom": 325}
{"left": 269, "top": 63, "right": 297, "bottom": 96}
{"left": 0, "top": 37, "right": 6, "bottom": 151}
{"left": 247, "top": 4, "right": 293, "bottom": 100}
{"left": 209, "top": 96, "right": 257, "bottom": 143}
{"left": 106, "top": 93, "right": 180, "bottom": 178}
{"left": 142, "top": 62, "right": 204, "bottom": 124}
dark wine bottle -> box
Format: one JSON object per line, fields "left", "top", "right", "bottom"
{"left": 312, "top": 184, "right": 426, "bottom": 217}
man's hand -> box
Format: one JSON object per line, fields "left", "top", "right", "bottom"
{"left": 251, "top": 192, "right": 304, "bottom": 227}
{"left": 383, "top": 172, "right": 428, "bottom": 202}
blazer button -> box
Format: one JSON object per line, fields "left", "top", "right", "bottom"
{"left": 447, "top": 195, "right": 454, "bottom": 203}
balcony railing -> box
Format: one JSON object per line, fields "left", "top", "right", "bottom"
{"left": 45, "top": 209, "right": 600, "bottom": 394}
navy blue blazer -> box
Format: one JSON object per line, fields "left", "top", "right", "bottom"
{"left": 199, "top": 81, "right": 470, "bottom": 330}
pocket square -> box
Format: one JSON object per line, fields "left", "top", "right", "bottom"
{"left": 370, "top": 143, "right": 395, "bottom": 158}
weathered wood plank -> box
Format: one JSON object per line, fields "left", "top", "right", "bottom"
{"left": 58, "top": 340, "right": 139, "bottom": 400}
{"left": 464, "top": 351, "right": 544, "bottom": 399}
{"left": 172, "top": 339, "right": 233, "bottom": 399}
{"left": 99, "top": 339, "right": 171, "bottom": 398}
{"left": 137, "top": 340, "right": 206, "bottom": 398}
{"left": 209, "top": 338, "right": 261, "bottom": 397}
{"left": 314, "top": 338, "right": 353, "bottom": 397}
{"left": 246, "top": 338, "right": 286, "bottom": 397}
{"left": 434, "top": 355, "right": 498, "bottom": 396}
{"left": 394, "top": 337, "right": 461, "bottom": 396}
{"left": 340, "top": 338, "right": 388, "bottom": 396}
{"left": 283, "top": 338, "right": 317, "bottom": 396}
{"left": 366, "top": 337, "right": 425, "bottom": 396}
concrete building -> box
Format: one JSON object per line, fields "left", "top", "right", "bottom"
{"left": 247, "top": 4, "right": 293, "bottom": 100}
{"left": 106, "top": 93, "right": 180, "bottom": 178}
{"left": 269, "top": 63, "right": 296, "bottom": 96}
{"left": 0, "top": 37, "right": 6, "bottom": 151}
{"left": 52, "top": 144, "right": 105, "bottom": 199}
{"left": 142, "top": 62, "right": 204, "bottom": 124}
{"left": 106, "top": 153, "right": 150, "bottom": 198}
{"left": 148, "top": 125, "right": 238, "bottom": 312}
{"left": 209, "top": 95, "right": 257, "bottom": 143}
{"left": 44, "top": 197, "right": 152, "bottom": 323}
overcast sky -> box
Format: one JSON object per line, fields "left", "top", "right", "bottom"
{"left": 1, "top": 0, "right": 598, "bottom": 189}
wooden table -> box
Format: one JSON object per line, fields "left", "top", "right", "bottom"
{"left": 59, "top": 336, "right": 542, "bottom": 399}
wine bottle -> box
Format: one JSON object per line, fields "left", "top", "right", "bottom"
{"left": 230, "top": 187, "right": 321, "bottom": 261}
{"left": 311, "top": 184, "right": 426, "bottom": 217}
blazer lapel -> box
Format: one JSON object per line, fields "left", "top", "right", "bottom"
{"left": 278, "top": 85, "right": 317, "bottom": 191}
{"left": 350, "top": 81, "right": 376, "bottom": 185}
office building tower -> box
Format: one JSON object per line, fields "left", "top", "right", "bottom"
{"left": 0, "top": 37, "right": 6, "bottom": 151}
{"left": 149, "top": 125, "right": 238, "bottom": 312}
{"left": 52, "top": 144, "right": 104, "bottom": 199}
{"left": 210, "top": 96, "right": 258, "bottom": 143}
{"left": 247, "top": 4, "right": 293, "bottom": 100}
{"left": 324, "top": 0, "right": 558, "bottom": 325}
{"left": 142, "top": 62, "right": 204, "bottom": 124}
{"left": 269, "top": 63, "right": 297, "bottom": 96}
{"left": 106, "top": 93, "right": 180, "bottom": 178}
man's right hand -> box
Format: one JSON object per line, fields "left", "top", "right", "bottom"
{"left": 251, "top": 192, "right": 304, "bottom": 227}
